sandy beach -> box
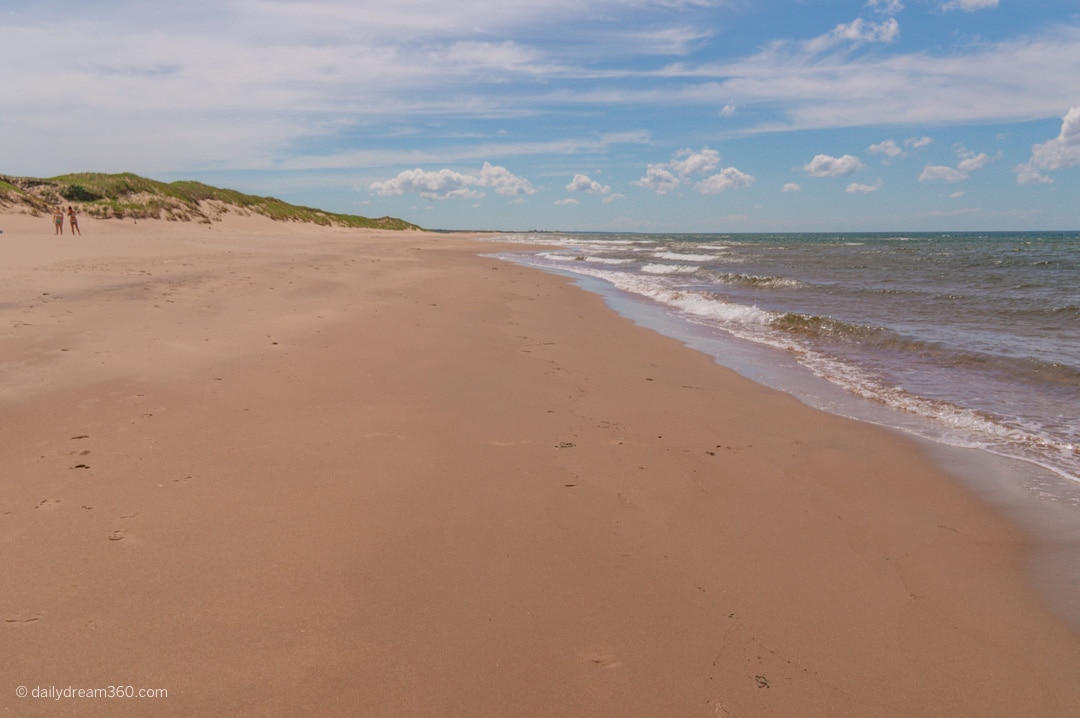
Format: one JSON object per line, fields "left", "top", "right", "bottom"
{"left": 3, "top": 212, "right": 1079, "bottom": 717}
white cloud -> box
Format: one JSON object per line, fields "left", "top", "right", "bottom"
{"left": 803, "top": 154, "right": 864, "bottom": 177}
{"left": 635, "top": 147, "right": 753, "bottom": 195}
{"left": 920, "top": 148, "right": 995, "bottom": 182}
{"left": 555, "top": 198, "right": 579, "bottom": 206}
{"left": 688, "top": 28, "right": 1080, "bottom": 135}
{"left": 805, "top": 17, "right": 899, "bottom": 54}
{"left": 278, "top": 131, "right": 653, "bottom": 173}
{"left": 369, "top": 168, "right": 484, "bottom": 200}
{"left": 634, "top": 164, "right": 683, "bottom": 195}
{"left": 940, "top": 0, "right": 999, "bottom": 12}
{"left": 602, "top": 193, "right": 625, "bottom": 204}
{"left": 869, "top": 136, "right": 931, "bottom": 162}
{"left": 720, "top": 102, "right": 737, "bottom": 117}
{"left": 369, "top": 162, "right": 535, "bottom": 199}
{"left": 869, "top": 139, "right": 903, "bottom": 158}
{"left": 846, "top": 179, "right": 883, "bottom": 193}
{"left": 1015, "top": 107, "right": 1080, "bottom": 184}
{"left": 441, "top": 40, "right": 547, "bottom": 74}
{"left": 919, "top": 164, "right": 967, "bottom": 182}
{"left": 0, "top": 0, "right": 686, "bottom": 174}
{"left": 634, "top": 147, "right": 713, "bottom": 194}
{"left": 834, "top": 17, "right": 900, "bottom": 44}
{"left": 566, "top": 173, "right": 611, "bottom": 194}
{"left": 782, "top": 183, "right": 802, "bottom": 192}
{"left": 949, "top": 191, "right": 965, "bottom": 198}
{"left": 1015, "top": 166, "right": 1053, "bottom": 185}
{"left": 867, "top": 0, "right": 905, "bottom": 14}
{"left": 478, "top": 162, "right": 538, "bottom": 196}
{"left": 669, "top": 147, "right": 722, "bottom": 178}
{"left": 957, "top": 152, "right": 990, "bottom": 172}
{"left": 695, "top": 167, "right": 756, "bottom": 194}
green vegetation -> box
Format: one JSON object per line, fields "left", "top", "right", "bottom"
{"left": 0, "top": 171, "right": 421, "bottom": 230}
{"left": 60, "top": 183, "right": 104, "bottom": 202}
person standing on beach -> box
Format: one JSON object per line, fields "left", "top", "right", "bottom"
{"left": 67, "top": 206, "right": 81, "bottom": 235}
{"left": 53, "top": 206, "right": 64, "bottom": 235}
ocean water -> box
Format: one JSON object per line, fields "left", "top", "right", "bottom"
{"left": 491, "top": 232, "right": 1080, "bottom": 506}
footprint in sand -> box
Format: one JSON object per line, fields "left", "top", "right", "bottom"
{"left": 706, "top": 620, "right": 823, "bottom": 710}
{"left": 67, "top": 436, "right": 92, "bottom": 470}
{"left": 4, "top": 616, "right": 41, "bottom": 626}
{"left": 580, "top": 649, "right": 621, "bottom": 670}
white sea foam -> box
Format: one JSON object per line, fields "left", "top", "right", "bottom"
{"left": 714, "top": 273, "right": 805, "bottom": 289}
{"left": 564, "top": 239, "right": 643, "bottom": 250}
{"left": 524, "top": 260, "right": 772, "bottom": 329}
{"left": 653, "top": 251, "right": 716, "bottom": 262}
{"left": 642, "top": 263, "right": 698, "bottom": 275}
{"left": 787, "top": 348, "right": 1080, "bottom": 485}
{"left": 485, "top": 234, "right": 567, "bottom": 246}
{"left": 585, "top": 256, "right": 635, "bottom": 265}
{"left": 759, "top": 277, "right": 804, "bottom": 289}
{"left": 662, "top": 292, "right": 774, "bottom": 325}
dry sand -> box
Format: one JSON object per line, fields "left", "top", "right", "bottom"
{"left": 2, "top": 211, "right": 1079, "bottom": 716}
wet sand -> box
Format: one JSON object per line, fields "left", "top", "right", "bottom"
{"left": 3, "top": 211, "right": 1079, "bottom": 716}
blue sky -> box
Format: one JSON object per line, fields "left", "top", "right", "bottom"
{"left": 3, "top": 0, "right": 1079, "bottom": 231}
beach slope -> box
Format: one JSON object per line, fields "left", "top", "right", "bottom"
{"left": 2, "top": 213, "right": 1079, "bottom": 716}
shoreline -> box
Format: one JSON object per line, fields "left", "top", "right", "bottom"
{"left": 3, "top": 213, "right": 1079, "bottom": 715}
{"left": 495, "top": 249, "right": 1080, "bottom": 631}
{"left": 489, "top": 231, "right": 1080, "bottom": 494}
